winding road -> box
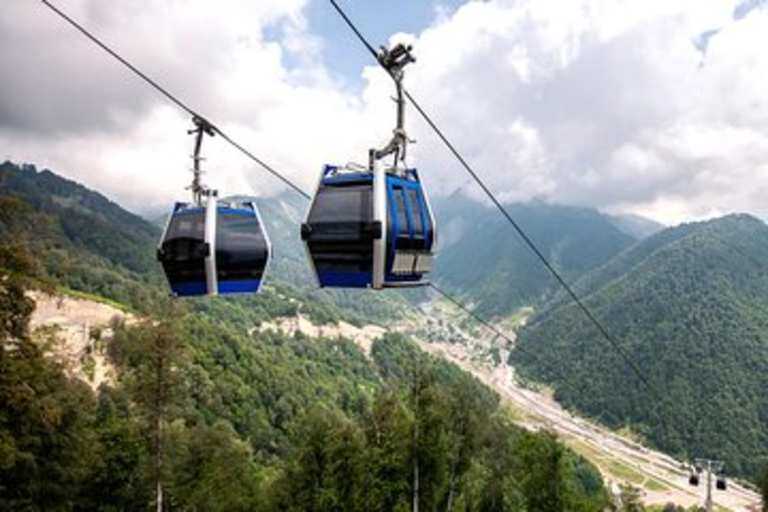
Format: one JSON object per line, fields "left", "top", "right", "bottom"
{"left": 403, "top": 310, "right": 761, "bottom": 511}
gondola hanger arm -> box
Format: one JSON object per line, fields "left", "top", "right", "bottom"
{"left": 188, "top": 116, "right": 217, "bottom": 204}
{"left": 372, "top": 43, "right": 416, "bottom": 170}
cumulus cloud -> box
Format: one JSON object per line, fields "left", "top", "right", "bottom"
{"left": 0, "top": 0, "right": 390, "bottom": 210}
{"left": 405, "top": 0, "right": 768, "bottom": 223}
{"left": 2, "top": 0, "right": 768, "bottom": 225}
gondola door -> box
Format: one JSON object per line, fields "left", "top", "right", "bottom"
{"left": 157, "top": 200, "right": 214, "bottom": 296}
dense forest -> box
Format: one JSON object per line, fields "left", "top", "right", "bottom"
{"left": 513, "top": 215, "right": 768, "bottom": 481}
{"left": 0, "top": 163, "right": 616, "bottom": 509}
{"left": 0, "top": 229, "right": 609, "bottom": 509}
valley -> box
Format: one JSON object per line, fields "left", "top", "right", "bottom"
{"left": 30, "top": 287, "right": 762, "bottom": 510}
{"left": 4, "top": 161, "right": 768, "bottom": 509}
{"left": 401, "top": 302, "right": 763, "bottom": 511}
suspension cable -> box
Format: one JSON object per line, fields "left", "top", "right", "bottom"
{"left": 327, "top": 0, "right": 666, "bottom": 405}
{"left": 41, "top": 0, "right": 668, "bottom": 420}
{"left": 40, "top": 0, "right": 311, "bottom": 200}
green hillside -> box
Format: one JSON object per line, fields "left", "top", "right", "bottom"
{"left": 0, "top": 160, "right": 405, "bottom": 324}
{"left": 512, "top": 214, "right": 768, "bottom": 480}
{"left": 432, "top": 193, "right": 637, "bottom": 318}
{"left": 0, "top": 161, "right": 610, "bottom": 509}
{"left": 0, "top": 160, "right": 165, "bottom": 311}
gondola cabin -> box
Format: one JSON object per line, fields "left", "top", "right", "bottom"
{"left": 157, "top": 198, "right": 270, "bottom": 296}
{"left": 716, "top": 476, "right": 727, "bottom": 490}
{"left": 301, "top": 164, "right": 436, "bottom": 289}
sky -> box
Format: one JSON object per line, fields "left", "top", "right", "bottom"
{"left": 1, "top": 0, "right": 768, "bottom": 226}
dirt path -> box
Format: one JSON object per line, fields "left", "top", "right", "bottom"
{"left": 255, "top": 315, "right": 386, "bottom": 360}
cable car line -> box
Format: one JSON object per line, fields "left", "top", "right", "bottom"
{"left": 38, "top": 0, "right": 566, "bottom": 384}
{"left": 38, "top": 0, "right": 683, "bottom": 455}
{"left": 301, "top": 43, "right": 436, "bottom": 290}
{"left": 42, "top": 0, "right": 665, "bottom": 414}
{"left": 157, "top": 117, "right": 273, "bottom": 297}
{"left": 38, "top": 1, "right": 281, "bottom": 297}
{"left": 40, "top": 0, "right": 311, "bottom": 201}
{"left": 327, "top": 0, "right": 666, "bottom": 406}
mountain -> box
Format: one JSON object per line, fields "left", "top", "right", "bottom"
{"left": 512, "top": 214, "right": 768, "bottom": 480}
{"left": 0, "top": 160, "right": 610, "bottom": 510}
{"left": 608, "top": 213, "right": 665, "bottom": 239}
{"left": 432, "top": 193, "right": 638, "bottom": 317}
{"left": 0, "top": 160, "right": 165, "bottom": 311}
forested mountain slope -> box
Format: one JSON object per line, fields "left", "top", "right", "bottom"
{"left": 0, "top": 159, "right": 611, "bottom": 509}
{"left": 432, "top": 192, "right": 637, "bottom": 317}
{"left": 0, "top": 160, "right": 165, "bottom": 310}
{"left": 512, "top": 214, "right": 768, "bottom": 481}
{"left": 0, "top": 160, "right": 405, "bottom": 323}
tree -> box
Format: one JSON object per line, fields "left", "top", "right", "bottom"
{"left": 165, "top": 419, "right": 261, "bottom": 511}
{"left": 0, "top": 216, "right": 100, "bottom": 509}
{"left": 270, "top": 405, "right": 369, "bottom": 512}
{"left": 617, "top": 483, "right": 645, "bottom": 512}
{"left": 110, "top": 320, "right": 183, "bottom": 510}
{"left": 759, "top": 463, "right": 768, "bottom": 512}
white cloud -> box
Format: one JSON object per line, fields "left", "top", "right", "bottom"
{"left": 2, "top": 0, "right": 768, "bottom": 225}
{"left": 0, "top": 0, "right": 386, "bottom": 212}
{"left": 403, "top": 0, "right": 768, "bottom": 224}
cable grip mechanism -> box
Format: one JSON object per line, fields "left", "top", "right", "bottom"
{"left": 189, "top": 116, "right": 217, "bottom": 205}
{"left": 371, "top": 43, "right": 416, "bottom": 173}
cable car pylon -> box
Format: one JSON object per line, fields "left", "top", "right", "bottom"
{"left": 302, "top": 42, "right": 437, "bottom": 289}
{"left": 688, "top": 458, "right": 727, "bottom": 512}
{"left": 157, "top": 117, "right": 271, "bottom": 297}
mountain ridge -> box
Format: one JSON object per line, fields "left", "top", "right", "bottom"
{"left": 513, "top": 213, "right": 768, "bottom": 480}
{"left": 0, "top": 160, "right": 612, "bottom": 509}
{"left": 432, "top": 193, "right": 640, "bottom": 317}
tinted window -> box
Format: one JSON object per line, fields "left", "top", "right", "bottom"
{"left": 309, "top": 184, "right": 372, "bottom": 224}
{"left": 216, "top": 210, "right": 268, "bottom": 281}
{"left": 407, "top": 188, "right": 424, "bottom": 237}
{"left": 160, "top": 212, "right": 206, "bottom": 282}
{"left": 394, "top": 188, "right": 410, "bottom": 237}
{"left": 166, "top": 213, "right": 205, "bottom": 243}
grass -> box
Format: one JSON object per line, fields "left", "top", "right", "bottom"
{"left": 58, "top": 287, "right": 130, "bottom": 312}
{"left": 644, "top": 478, "right": 668, "bottom": 492}
{"left": 607, "top": 460, "right": 645, "bottom": 485}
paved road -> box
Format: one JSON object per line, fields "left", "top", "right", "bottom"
{"left": 405, "top": 315, "right": 761, "bottom": 511}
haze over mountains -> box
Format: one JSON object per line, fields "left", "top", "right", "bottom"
{"left": 2, "top": 159, "right": 768, "bottom": 489}
{"left": 432, "top": 192, "right": 659, "bottom": 317}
